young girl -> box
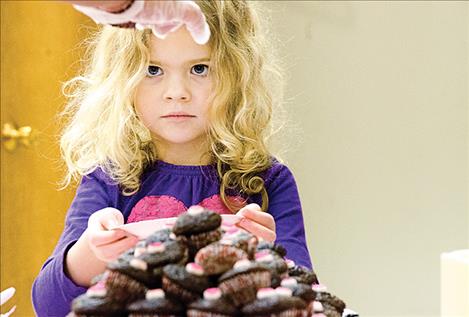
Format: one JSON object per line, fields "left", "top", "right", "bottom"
{"left": 32, "top": 1, "right": 312, "bottom": 316}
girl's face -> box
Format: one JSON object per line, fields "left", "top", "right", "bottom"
{"left": 135, "top": 26, "right": 213, "bottom": 160}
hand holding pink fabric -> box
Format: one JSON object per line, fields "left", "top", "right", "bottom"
{"left": 86, "top": 207, "right": 139, "bottom": 262}
{"left": 236, "top": 203, "right": 277, "bottom": 242}
{"left": 73, "top": 0, "right": 211, "bottom": 45}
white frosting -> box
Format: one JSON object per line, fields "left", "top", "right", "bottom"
{"left": 233, "top": 259, "right": 251, "bottom": 270}
{"left": 312, "top": 284, "right": 327, "bottom": 292}
{"left": 219, "top": 238, "right": 233, "bottom": 245}
{"left": 281, "top": 277, "right": 298, "bottom": 288}
{"left": 188, "top": 205, "right": 205, "bottom": 215}
{"left": 203, "top": 287, "right": 222, "bottom": 300}
{"left": 169, "top": 233, "right": 177, "bottom": 240}
{"left": 134, "top": 247, "right": 146, "bottom": 257}
{"left": 313, "top": 301, "right": 324, "bottom": 312}
{"left": 147, "top": 242, "right": 165, "bottom": 253}
{"left": 146, "top": 289, "right": 165, "bottom": 300}
{"left": 186, "top": 262, "right": 204, "bottom": 276}
{"left": 285, "top": 258, "right": 296, "bottom": 268}
{"left": 86, "top": 282, "right": 106, "bottom": 297}
{"left": 130, "top": 258, "right": 147, "bottom": 271}
{"left": 255, "top": 252, "right": 274, "bottom": 263}
{"left": 257, "top": 287, "right": 276, "bottom": 299}
{"left": 225, "top": 227, "right": 240, "bottom": 235}
{"left": 275, "top": 287, "right": 293, "bottom": 297}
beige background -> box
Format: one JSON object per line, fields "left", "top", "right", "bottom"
{"left": 268, "top": 2, "right": 468, "bottom": 317}
{"left": 1, "top": 1, "right": 468, "bottom": 317}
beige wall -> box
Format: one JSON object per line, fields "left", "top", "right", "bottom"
{"left": 267, "top": 2, "right": 468, "bottom": 317}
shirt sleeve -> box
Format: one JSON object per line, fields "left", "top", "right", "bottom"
{"left": 265, "top": 163, "right": 313, "bottom": 269}
{"left": 31, "top": 169, "right": 116, "bottom": 317}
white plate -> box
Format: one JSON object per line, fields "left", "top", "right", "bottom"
{"left": 112, "top": 214, "right": 242, "bottom": 239}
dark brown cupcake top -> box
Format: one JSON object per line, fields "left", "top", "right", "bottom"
{"left": 316, "top": 291, "right": 346, "bottom": 314}
{"left": 173, "top": 206, "right": 222, "bottom": 235}
{"left": 255, "top": 250, "right": 288, "bottom": 274}
{"left": 256, "top": 240, "right": 287, "bottom": 257}
{"left": 188, "top": 288, "right": 239, "bottom": 316}
{"left": 127, "top": 289, "right": 184, "bottom": 315}
{"left": 280, "top": 278, "right": 316, "bottom": 302}
{"left": 288, "top": 264, "right": 319, "bottom": 285}
{"left": 241, "top": 288, "right": 307, "bottom": 316}
{"left": 163, "top": 263, "right": 212, "bottom": 294}
{"left": 138, "top": 239, "right": 188, "bottom": 268}
{"left": 218, "top": 259, "right": 271, "bottom": 282}
{"left": 72, "top": 281, "right": 126, "bottom": 316}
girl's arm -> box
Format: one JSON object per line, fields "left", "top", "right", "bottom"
{"left": 263, "top": 163, "right": 313, "bottom": 268}
{"left": 31, "top": 170, "right": 120, "bottom": 317}
{"left": 66, "top": 208, "right": 138, "bottom": 286}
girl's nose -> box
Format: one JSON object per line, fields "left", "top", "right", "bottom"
{"left": 163, "top": 77, "right": 191, "bottom": 102}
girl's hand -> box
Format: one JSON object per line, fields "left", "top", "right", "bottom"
{"left": 236, "top": 203, "right": 277, "bottom": 242}
{"left": 86, "top": 207, "right": 139, "bottom": 262}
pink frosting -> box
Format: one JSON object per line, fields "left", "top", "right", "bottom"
{"left": 146, "top": 289, "right": 165, "bottom": 300}
{"left": 186, "top": 262, "right": 204, "bottom": 276}
{"left": 312, "top": 284, "right": 327, "bottom": 292}
{"left": 203, "top": 287, "right": 222, "bottom": 300}
{"left": 147, "top": 242, "right": 165, "bottom": 253}
{"left": 275, "top": 287, "right": 292, "bottom": 297}
{"left": 280, "top": 277, "right": 298, "bottom": 288}
{"left": 257, "top": 287, "right": 276, "bottom": 299}
{"left": 86, "top": 281, "right": 106, "bottom": 297}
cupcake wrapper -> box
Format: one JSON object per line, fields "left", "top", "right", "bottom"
{"left": 187, "top": 310, "right": 233, "bottom": 317}
{"left": 162, "top": 276, "right": 200, "bottom": 304}
{"left": 187, "top": 228, "right": 222, "bottom": 256}
{"left": 219, "top": 271, "right": 271, "bottom": 307}
{"left": 306, "top": 301, "right": 314, "bottom": 316}
{"left": 105, "top": 270, "right": 147, "bottom": 304}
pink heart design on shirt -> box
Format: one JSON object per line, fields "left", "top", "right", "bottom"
{"left": 127, "top": 194, "right": 246, "bottom": 223}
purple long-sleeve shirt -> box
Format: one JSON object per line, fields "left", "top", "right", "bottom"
{"left": 32, "top": 160, "right": 312, "bottom": 316}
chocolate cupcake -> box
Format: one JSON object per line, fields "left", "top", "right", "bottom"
{"left": 221, "top": 228, "right": 258, "bottom": 260}
{"left": 105, "top": 252, "right": 149, "bottom": 303}
{"left": 218, "top": 259, "right": 271, "bottom": 307}
{"left": 127, "top": 288, "right": 184, "bottom": 317}
{"left": 172, "top": 206, "right": 223, "bottom": 257}
{"left": 241, "top": 287, "right": 307, "bottom": 317}
{"left": 254, "top": 250, "right": 288, "bottom": 287}
{"left": 187, "top": 287, "right": 240, "bottom": 317}
{"left": 281, "top": 277, "right": 316, "bottom": 315}
{"left": 288, "top": 263, "right": 319, "bottom": 285}
{"left": 162, "top": 263, "right": 213, "bottom": 304}
{"left": 139, "top": 238, "right": 189, "bottom": 282}
{"left": 315, "top": 291, "right": 346, "bottom": 316}
{"left": 195, "top": 241, "right": 248, "bottom": 275}
{"left": 256, "top": 240, "right": 287, "bottom": 258}
{"left": 71, "top": 280, "right": 127, "bottom": 317}
{"left": 145, "top": 228, "right": 173, "bottom": 244}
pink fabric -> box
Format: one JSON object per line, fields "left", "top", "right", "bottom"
{"left": 127, "top": 194, "right": 245, "bottom": 223}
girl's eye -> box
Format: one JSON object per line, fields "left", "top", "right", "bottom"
{"left": 191, "top": 64, "right": 209, "bottom": 76}
{"left": 146, "top": 65, "right": 162, "bottom": 77}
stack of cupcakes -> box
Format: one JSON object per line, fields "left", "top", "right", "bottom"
{"left": 69, "top": 206, "right": 351, "bottom": 317}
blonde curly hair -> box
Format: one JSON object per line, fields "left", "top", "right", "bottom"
{"left": 60, "top": 0, "right": 285, "bottom": 212}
